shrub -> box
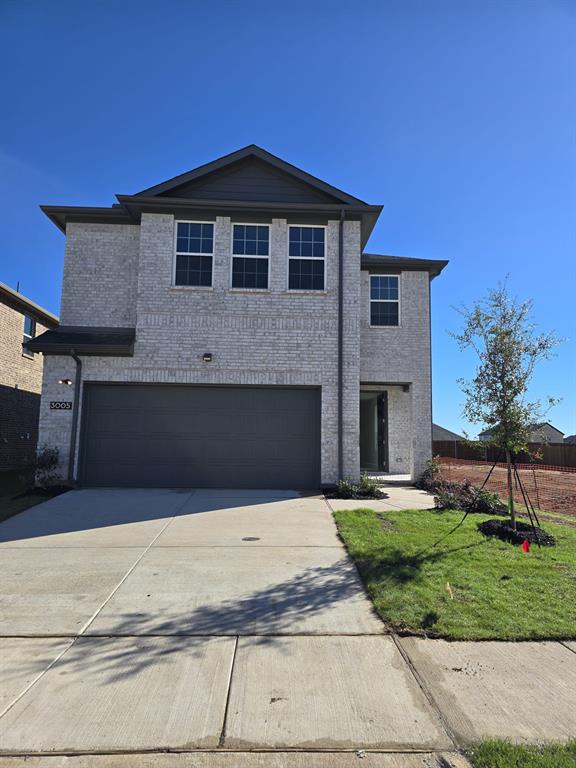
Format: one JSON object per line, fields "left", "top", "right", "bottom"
{"left": 417, "top": 455, "right": 443, "bottom": 491}
{"left": 19, "top": 446, "right": 62, "bottom": 489}
{"left": 434, "top": 479, "right": 507, "bottom": 516}
{"left": 336, "top": 473, "right": 382, "bottom": 499}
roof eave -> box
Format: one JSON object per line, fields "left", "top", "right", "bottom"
{"left": 40, "top": 205, "right": 133, "bottom": 233}
{"left": 0, "top": 281, "right": 59, "bottom": 327}
{"left": 361, "top": 254, "right": 449, "bottom": 278}
{"left": 26, "top": 342, "right": 135, "bottom": 357}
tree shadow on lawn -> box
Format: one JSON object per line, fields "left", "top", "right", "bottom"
{"left": 359, "top": 540, "right": 489, "bottom": 586}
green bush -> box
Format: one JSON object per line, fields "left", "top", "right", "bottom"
{"left": 336, "top": 473, "right": 382, "bottom": 499}
{"left": 434, "top": 479, "right": 507, "bottom": 515}
{"left": 417, "top": 455, "right": 443, "bottom": 491}
{"left": 19, "top": 446, "right": 62, "bottom": 489}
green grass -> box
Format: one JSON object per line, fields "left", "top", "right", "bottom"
{"left": 333, "top": 507, "right": 576, "bottom": 640}
{"left": 468, "top": 739, "right": 576, "bottom": 768}
{"left": 0, "top": 470, "right": 62, "bottom": 524}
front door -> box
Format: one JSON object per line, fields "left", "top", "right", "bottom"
{"left": 360, "top": 391, "right": 388, "bottom": 472}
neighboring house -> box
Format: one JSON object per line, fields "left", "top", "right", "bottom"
{"left": 28, "top": 145, "right": 447, "bottom": 488}
{"left": 564, "top": 435, "right": 576, "bottom": 445}
{"left": 478, "top": 422, "right": 565, "bottom": 444}
{"left": 0, "top": 281, "right": 59, "bottom": 469}
{"left": 432, "top": 423, "right": 464, "bottom": 441}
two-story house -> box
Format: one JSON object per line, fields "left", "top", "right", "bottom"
{"left": 0, "top": 281, "right": 59, "bottom": 469}
{"left": 28, "top": 145, "right": 447, "bottom": 488}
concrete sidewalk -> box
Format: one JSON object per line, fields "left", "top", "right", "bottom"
{"left": 0, "top": 486, "right": 574, "bottom": 762}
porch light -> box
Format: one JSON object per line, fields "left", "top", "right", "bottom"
{"left": 58, "top": 378, "right": 73, "bottom": 386}
{"left": 202, "top": 352, "right": 213, "bottom": 363}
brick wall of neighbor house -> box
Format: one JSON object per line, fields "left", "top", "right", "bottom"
{"left": 360, "top": 270, "right": 432, "bottom": 477}
{"left": 0, "top": 302, "right": 50, "bottom": 468}
{"left": 38, "top": 215, "right": 362, "bottom": 485}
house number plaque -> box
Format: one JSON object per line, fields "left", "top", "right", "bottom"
{"left": 50, "top": 401, "right": 72, "bottom": 410}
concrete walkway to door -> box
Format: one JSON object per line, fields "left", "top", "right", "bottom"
{"left": 0, "top": 487, "right": 574, "bottom": 766}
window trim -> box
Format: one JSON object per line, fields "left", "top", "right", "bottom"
{"left": 173, "top": 219, "right": 215, "bottom": 289}
{"left": 287, "top": 224, "right": 327, "bottom": 293}
{"left": 22, "top": 315, "right": 36, "bottom": 358}
{"left": 230, "top": 222, "right": 271, "bottom": 290}
{"left": 369, "top": 273, "right": 401, "bottom": 328}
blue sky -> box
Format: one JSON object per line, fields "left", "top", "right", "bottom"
{"left": 1, "top": 0, "right": 574, "bottom": 436}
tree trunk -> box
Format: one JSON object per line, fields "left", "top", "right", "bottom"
{"left": 505, "top": 448, "right": 516, "bottom": 530}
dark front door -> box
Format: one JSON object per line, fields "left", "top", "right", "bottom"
{"left": 360, "top": 391, "right": 388, "bottom": 472}
{"left": 80, "top": 384, "right": 321, "bottom": 489}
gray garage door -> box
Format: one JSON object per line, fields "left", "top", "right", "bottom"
{"left": 80, "top": 384, "right": 321, "bottom": 489}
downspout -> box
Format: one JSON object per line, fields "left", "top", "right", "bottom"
{"left": 68, "top": 350, "right": 82, "bottom": 485}
{"left": 338, "top": 209, "right": 345, "bottom": 480}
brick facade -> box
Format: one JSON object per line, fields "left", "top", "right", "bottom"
{"left": 360, "top": 270, "right": 432, "bottom": 477}
{"left": 38, "top": 218, "right": 433, "bottom": 485}
{"left": 0, "top": 300, "right": 52, "bottom": 468}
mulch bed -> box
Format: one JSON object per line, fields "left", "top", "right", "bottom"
{"left": 478, "top": 518, "right": 556, "bottom": 546}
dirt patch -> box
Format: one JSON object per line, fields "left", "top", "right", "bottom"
{"left": 439, "top": 460, "right": 576, "bottom": 517}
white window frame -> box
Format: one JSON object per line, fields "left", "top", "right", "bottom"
{"left": 369, "top": 274, "right": 401, "bottom": 327}
{"left": 287, "top": 224, "right": 327, "bottom": 292}
{"left": 230, "top": 223, "right": 271, "bottom": 290}
{"left": 22, "top": 315, "right": 36, "bottom": 358}
{"left": 173, "top": 220, "right": 215, "bottom": 288}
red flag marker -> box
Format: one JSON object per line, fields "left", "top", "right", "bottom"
{"left": 522, "top": 539, "right": 530, "bottom": 554}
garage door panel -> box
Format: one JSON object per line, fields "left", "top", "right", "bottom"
{"left": 80, "top": 385, "right": 320, "bottom": 489}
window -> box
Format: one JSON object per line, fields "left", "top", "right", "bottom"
{"left": 232, "top": 224, "right": 269, "bottom": 289}
{"left": 370, "top": 275, "right": 400, "bottom": 326}
{"left": 175, "top": 222, "right": 214, "bottom": 287}
{"left": 288, "top": 226, "right": 325, "bottom": 290}
{"left": 22, "top": 315, "right": 36, "bottom": 357}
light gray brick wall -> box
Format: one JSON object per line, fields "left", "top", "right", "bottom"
{"left": 37, "top": 355, "right": 76, "bottom": 481}
{"left": 39, "top": 212, "right": 434, "bottom": 484}
{"left": 39, "top": 214, "right": 365, "bottom": 485}
{"left": 60, "top": 223, "right": 139, "bottom": 326}
{"left": 360, "top": 270, "right": 432, "bottom": 477}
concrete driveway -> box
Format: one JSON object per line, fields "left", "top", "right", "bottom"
{"left": 0, "top": 487, "right": 455, "bottom": 759}
{"left": 1, "top": 487, "right": 574, "bottom": 764}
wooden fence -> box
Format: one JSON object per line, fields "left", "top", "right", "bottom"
{"left": 432, "top": 440, "right": 576, "bottom": 469}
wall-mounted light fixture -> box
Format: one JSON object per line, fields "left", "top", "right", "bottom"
{"left": 202, "top": 352, "right": 213, "bottom": 363}
{"left": 58, "top": 378, "right": 73, "bottom": 386}
{"left": 402, "top": 384, "right": 410, "bottom": 393}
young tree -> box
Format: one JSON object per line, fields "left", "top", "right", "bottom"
{"left": 452, "top": 282, "right": 561, "bottom": 529}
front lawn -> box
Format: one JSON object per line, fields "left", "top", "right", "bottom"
{"left": 0, "top": 470, "right": 64, "bottom": 524}
{"left": 468, "top": 739, "right": 576, "bottom": 768}
{"left": 333, "top": 507, "right": 576, "bottom": 640}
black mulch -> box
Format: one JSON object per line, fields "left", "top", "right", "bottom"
{"left": 478, "top": 518, "right": 556, "bottom": 546}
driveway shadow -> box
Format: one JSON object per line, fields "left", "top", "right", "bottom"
{"left": 9, "top": 555, "right": 381, "bottom": 684}
{"left": 0, "top": 488, "right": 309, "bottom": 544}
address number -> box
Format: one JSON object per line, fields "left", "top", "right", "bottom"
{"left": 50, "top": 401, "right": 72, "bottom": 410}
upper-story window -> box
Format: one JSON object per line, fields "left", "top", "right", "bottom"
{"left": 175, "top": 221, "right": 214, "bottom": 287}
{"left": 370, "top": 275, "right": 400, "bottom": 326}
{"left": 22, "top": 315, "right": 36, "bottom": 357}
{"left": 288, "top": 226, "right": 325, "bottom": 291}
{"left": 232, "top": 225, "right": 269, "bottom": 289}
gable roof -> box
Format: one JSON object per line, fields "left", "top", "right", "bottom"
{"left": 479, "top": 422, "right": 564, "bottom": 438}
{"left": 432, "top": 423, "right": 464, "bottom": 441}
{"left": 134, "top": 145, "right": 369, "bottom": 205}
{"left": 41, "top": 145, "right": 383, "bottom": 247}
{"left": 0, "top": 280, "right": 59, "bottom": 328}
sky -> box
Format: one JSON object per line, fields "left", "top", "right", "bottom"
{"left": 1, "top": 0, "right": 574, "bottom": 437}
